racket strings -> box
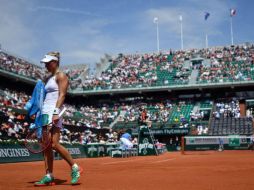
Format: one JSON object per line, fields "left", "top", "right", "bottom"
{"left": 25, "top": 126, "right": 52, "bottom": 153}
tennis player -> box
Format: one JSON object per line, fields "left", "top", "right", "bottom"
{"left": 34, "top": 52, "right": 82, "bottom": 186}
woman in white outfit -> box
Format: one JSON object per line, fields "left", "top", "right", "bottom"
{"left": 34, "top": 52, "right": 82, "bottom": 186}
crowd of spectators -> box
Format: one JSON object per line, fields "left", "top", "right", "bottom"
{"left": 59, "top": 128, "right": 120, "bottom": 144}
{"left": 0, "top": 87, "right": 119, "bottom": 129}
{"left": 198, "top": 44, "right": 254, "bottom": 83}
{"left": 117, "top": 100, "right": 194, "bottom": 129}
{"left": 118, "top": 101, "right": 172, "bottom": 123}
{"left": 64, "top": 67, "right": 88, "bottom": 90}
{"left": 1, "top": 44, "right": 254, "bottom": 91}
{"left": 0, "top": 86, "right": 197, "bottom": 129}
{"left": 1, "top": 85, "right": 252, "bottom": 141}
{"left": 0, "top": 88, "right": 29, "bottom": 109}
{"left": 213, "top": 100, "right": 241, "bottom": 119}
{"left": 0, "top": 86, "right": 202, "bottom": 141}
{"left": 190, "top": 110, "right": 204, "bottom": 121}
{"left": 79, "top": 50, "right": 194, "bottom": 90}
{"left": 2, "top": 45, "right": 254, "bottom": 147}
{"left": 63, "top": 104, "right": 119, "bottom": 128}
{"left": 0, "top": 50, "right": 88, "bottom": 90}
{"left": 74, "top": 44, "right": 254, "bottom": 90}
{"left": 0, "top": 87, "right": 118, "bottom": 143}
{"left": 0, "top": 51, "right": 44, "bottom": 80}
{"left": 194, "top": 124, "right": 208, "bottom": 135}
{"left": 0, "top": 87, "right": 179, "bottom": 128}
{"left": 0, "top": 49, "right": 193, "bottom": 91}
{"left": 0, "top": 105, "right": 121, "bottom": 144}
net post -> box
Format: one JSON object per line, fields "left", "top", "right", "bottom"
{"left": 181, "top": 136, "right": 185, "bottom": 155}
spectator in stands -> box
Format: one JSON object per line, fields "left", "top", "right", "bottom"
{"left": 105, "top": 129, "right": 115, "bottom": 143}
{"left": 139, "top": 107, "right": 152, "bottom": 127}
{"left": 0, "top": 123, "right": 9, "bottom": 139}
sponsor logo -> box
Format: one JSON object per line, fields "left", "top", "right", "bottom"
{"left": 0, "top": 148, "right": 30, "bottom": 157}
{"left": 143, "top": 128, "right": 189, "bottom": 135}
{"left": 186, "top": 137, "right": 248, "bottom": 145}
{"left": 67, "top": 148, "right": 81, "bottom": 155}
{"left": 138, "top": 138, "right": 154, "bottom": 155}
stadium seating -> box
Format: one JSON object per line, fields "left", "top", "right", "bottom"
{"left": 200, "top": 101, "right": 213, "bottom": 109}
{"left": 197, "top": 45, "right": 254, "bottom": 84}
{"left": 1, "top": 44, "right": 254, "bottom": 91}
{"left": 209, "top": 117, "right": 253, "bottom": 135}
{"left": 1, "top": 44, "right": 254, "bottom": 145}
{"left": 168, "top": 103, "right": 193, "bottom": 124}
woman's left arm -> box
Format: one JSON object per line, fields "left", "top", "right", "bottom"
{"left": 56, "top": 72, "right": 69, "bottom": 108}
{"left": 52, "top": 72, "right": 69, "bottom": 124}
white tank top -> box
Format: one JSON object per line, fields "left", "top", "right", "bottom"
{"left": 42, "top": 75, "right": 59, "bottom": 114}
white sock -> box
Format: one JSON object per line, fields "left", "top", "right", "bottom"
{"left": 72, "top": 163, "right": 78, "bottom": 169}
{"left": 46, "top": 173, "right": 53, "bottom": 179}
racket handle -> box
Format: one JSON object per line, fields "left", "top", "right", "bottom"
{"left": 49, "top": 107, "right": 67, "bottom": 127}
{"left": 59, "top": 107, "right": 67, "bottom": 117}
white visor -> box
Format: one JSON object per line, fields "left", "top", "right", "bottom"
{"left": 40, "top": 54, "right": 58, "bottom": 63}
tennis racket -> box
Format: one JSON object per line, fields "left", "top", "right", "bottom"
{"left": 24, "top": 107, "right": 66, "bottom": 154}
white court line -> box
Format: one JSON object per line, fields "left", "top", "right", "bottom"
{"left": 151, "top": 158, "right": 176, "bottom": 163}
{"left": 102, "top": 157, "right": 176, "bottom": 165}
{"left": 102, "top": 160, "right": 137, "bottom": 165}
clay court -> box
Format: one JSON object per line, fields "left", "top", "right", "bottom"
{"left": 0, "top": 150, "right": 253, "bottom": 190}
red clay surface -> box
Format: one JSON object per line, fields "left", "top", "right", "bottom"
{"left": 0, "top": 150, "right": 254, "bottom": 190}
